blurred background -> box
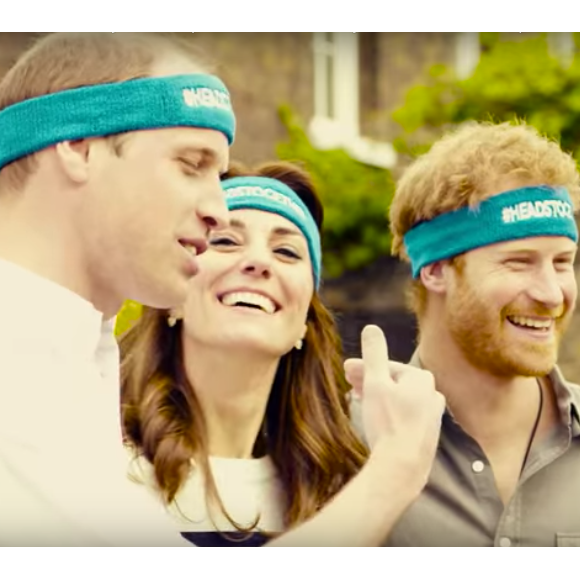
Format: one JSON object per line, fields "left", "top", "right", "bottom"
{"left": 3, "top": 32, "right": 578, "bottom": 381}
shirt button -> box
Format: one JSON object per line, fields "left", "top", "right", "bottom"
{"left": 499, "top": 537, "right": 511, "bottom": 547}
{"left": 472, "top": 460, "right": 485, "bottom": 473}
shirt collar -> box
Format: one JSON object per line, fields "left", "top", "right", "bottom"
{"left": 409, "top": 348, "right": 580, "bottom": 437}
{"left": 548, "top": 365, "right": 580, "bottom": 437}
{"left": 0, "top": 257, "right": 116, "bottom": 361}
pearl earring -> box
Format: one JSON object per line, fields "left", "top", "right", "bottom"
{"left": 294, "top": 338, "right": 303, "bottom": 351}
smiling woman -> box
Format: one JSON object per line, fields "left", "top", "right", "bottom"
{"left": 119, "top": 160, "right": 369, "bottom": 546}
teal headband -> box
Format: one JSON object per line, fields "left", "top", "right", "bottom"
{"left": 0, "top": 73, "right": 236, "bottom": 170}
{"left": 221, "top": 176, "right": 322, "bottom": 289}
{"left": 404, "top": 185, "right": 579, "bottom": 278}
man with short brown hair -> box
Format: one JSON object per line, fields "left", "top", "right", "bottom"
{"left": 0, "top": 31, "right": 235, "bottom": 546}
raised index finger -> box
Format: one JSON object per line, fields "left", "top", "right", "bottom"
{"left": 361, "top": 325, "right": 392, "bottom": 389}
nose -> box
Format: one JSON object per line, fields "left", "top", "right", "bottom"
{"left": 195, "top": 179, "right": 230, "bottom": 232}
{"left": 240, "top": 245, "right": 272, "bottom": 280}
{"left": 527, "top": 265, "right": 565, "bottom": 310}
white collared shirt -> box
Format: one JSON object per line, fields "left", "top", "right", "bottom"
{"left": 0, "top": 258, "right": 191, "bottom": 546}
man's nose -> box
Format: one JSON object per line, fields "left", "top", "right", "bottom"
{"left": 196, "top": 179, "right": 230, "bottom": 232}
{"left": 528, "top": 265, "right": 564, "bottom": 309}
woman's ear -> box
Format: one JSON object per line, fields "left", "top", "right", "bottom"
{"left": 166, "top": 307, "right": 184, "bottom": 328}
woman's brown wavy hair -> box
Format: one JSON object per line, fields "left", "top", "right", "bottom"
{"left": 120, "top": 160, "right": 369, "bottom": 534}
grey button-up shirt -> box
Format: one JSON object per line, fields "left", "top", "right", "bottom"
{"left": 350, "top": 351, "right": 580, "bottom": 547}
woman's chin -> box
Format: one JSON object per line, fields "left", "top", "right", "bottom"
{"left": 213, "top": 334, "right": 292, "bottom": 359}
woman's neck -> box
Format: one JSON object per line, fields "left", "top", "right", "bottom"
{"left": 182, "top": 340, "right": 280, "bottom": 458}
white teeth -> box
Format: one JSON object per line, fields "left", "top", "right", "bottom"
{"left": 509, "top": 316, "right": 552, "bottom": 329}
{"left": 220, "top": 292, "right": 276, "bottom": 314}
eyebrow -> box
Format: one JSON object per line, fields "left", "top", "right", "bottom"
{"left": 229, "top": 218, "right": 302, "bottom": 238}
{"left": 498, "top": 248, "right": 577, "bottom": 259}
{"left": 556, "top": 250, "right": 577, "bottom": 259}
{"left": 498, "top": 249, "right": 535, "bottom": 256}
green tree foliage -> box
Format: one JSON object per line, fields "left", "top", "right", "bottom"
{"left": 393, "top": 33, "right": 580, "bottom": 160}
{"left": 276, "top": 105, "right": 396, "bottom": 278}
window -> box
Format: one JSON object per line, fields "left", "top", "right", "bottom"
{"left": 548, "top": 32, "right": 575, "bottom": 66}
{"left": 313, "top": 33, "right": 337, "bottom": 121}
{"left": 455, "top": 32, "right": 481, "bottom": 79}
{"left": 311, "top": 33, "right": 359, "bottom": 145}
{"left": 309, "top": 32, "right": 396, "bottom": 169}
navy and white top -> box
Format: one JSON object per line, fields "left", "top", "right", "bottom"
{"left": 130, "top": 453, "right": 286, "bottom": 547}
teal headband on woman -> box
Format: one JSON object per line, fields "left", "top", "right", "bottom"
{"left": 221, "top": 176, "right": 322, "bottom": 289}
{"left": 404, "top": 185, "right": 579, "bottom": 278}
{"left": 0, "top": 73, "right": 236, "bottom": 169}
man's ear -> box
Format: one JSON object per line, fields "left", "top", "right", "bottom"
{"left": 419, "top": 260, "right": 451, "bottom": 295}
{"left": 54, "top": 139, "right": 91, "bottom": 184}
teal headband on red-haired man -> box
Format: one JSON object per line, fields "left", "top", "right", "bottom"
{"left": 404, "top": 185, "right": 578, "bottom": 278}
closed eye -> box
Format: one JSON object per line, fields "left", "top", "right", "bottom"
{"left": 209, "top": 237, "right": 238, "bottom": 247}
{"left": 275, "top": 247, "right": 301, "bottom": 259}
{"left": 554, "top": 257, "right": 575, "bottom": 269}
{"left": 179, "top": 158, "right": 202, "bottom": 175}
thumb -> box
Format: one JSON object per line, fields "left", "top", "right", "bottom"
{"left": 361, "top": 325, "right": 391, "bottom": 393}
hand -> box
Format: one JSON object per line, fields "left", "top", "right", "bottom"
{"left": 266, "top": 326, "right": 445, "bottom": 547}
{"left": 345, "top": 325, "right": 445, "bottom": 497}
